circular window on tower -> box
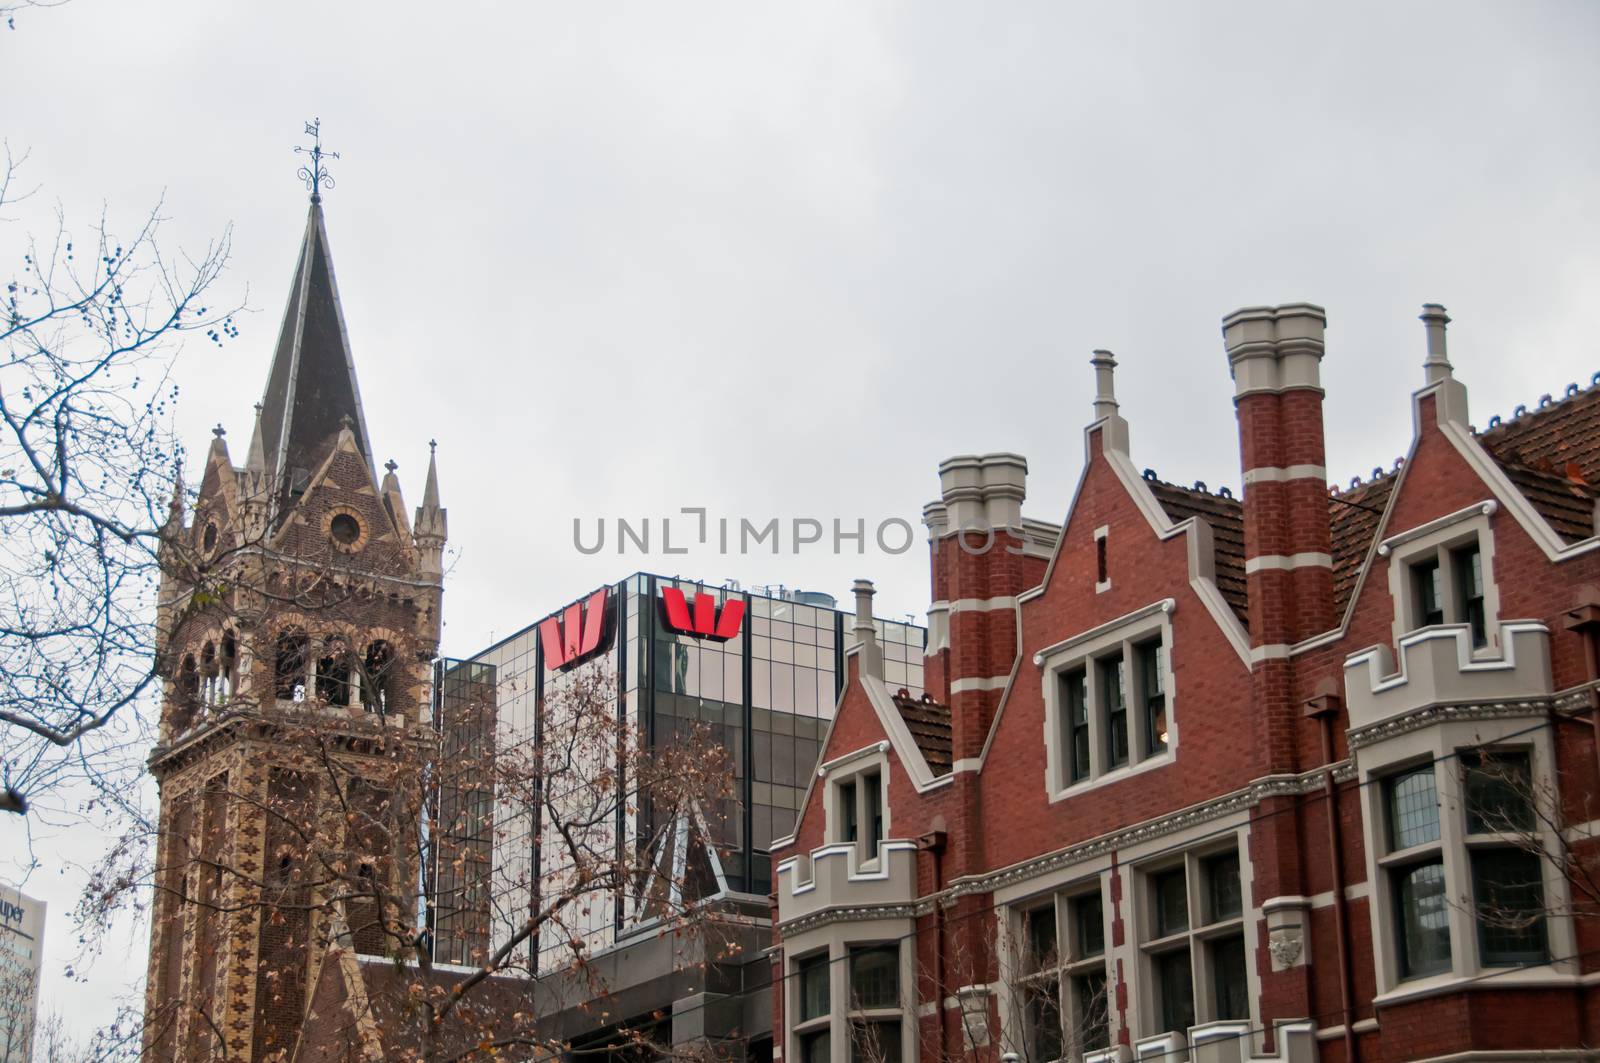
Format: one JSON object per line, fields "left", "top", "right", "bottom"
{"left": 323, "top": 507, "right": 369, "bottom": 553}
{"left": 330, "top": 514, "right": 361, "bottom": 545}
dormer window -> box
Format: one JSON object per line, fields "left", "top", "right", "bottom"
{"left": 1408, "top": 541, "right": 1488, "bottom": 647}
{"left": 1385, "top": 503, "right": 1499, "bottom": 654}
{"left": 1040, "top": 601, "right": 1177, "bottom": 796}
{"left": 828, "top": 756, "right": 888, "bottom": 867}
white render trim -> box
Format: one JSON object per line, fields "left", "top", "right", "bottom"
{"left": 946, "top": 595, "right": 1020, "bottom": 613}
{"left": 1242, "top": 463, "right": 1327, "bottom": 484}
{"left": 951, "top": 757, "right": 981, "bottom": 774}
{"left": 1271, "top": 883, "right": 1372, "bottom": 911}
{"left": 1344, "top": 620, "right": 1549, "bottom": 695}
{"left": 950, "top": 675, "right": 1010, "bottom": 693}
{"left": 1376, "top": 499, "right": 1497, "bottom": 556}
{"left": 1250, "top": 644, "right": 1293, "bottom": 662}
{"left": 861, "top": 673, "right": 956, "bottom": 794}
{"left": 1032, "top": 598, "right": 1176, "bottom": 665}
{"left": 1314, "top": 1019, "right": 1380, "bottom": 1042}
{"left": 817, "top": 739, "right": 891, "bottom": 777}
{"left": 1243, "top": 552, "right": 1332, "bottom": 573}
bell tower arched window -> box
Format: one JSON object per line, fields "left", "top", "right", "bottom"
{"left": 275, "top": 629, "right": 309, "bottom": 702}
{"left": 363, "top": 640, "right": 394, "bottom": 715}
{"left": 173, "top": 654, "right": 201, "bottom": 732}
{"left": 317, "top": 636, "right": 354, "bottom": 706}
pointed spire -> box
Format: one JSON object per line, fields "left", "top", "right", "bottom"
{"left": 245, "top": 402, "right": 267, "bottom": 478}
{"left": 413, "top": 440, "right": 447, "bottom": 582}
{"left": 256, "top": 200, "right": 375, "bottom": 506}
{"left": 422, "top": 439, "right": 441, "bottom": 509}
{"left": 164, "top": 460, "right": 185, "bottom": 530}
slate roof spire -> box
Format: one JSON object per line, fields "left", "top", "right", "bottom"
{"left": 256, "top": 198, "right": 375, "bottom": 505}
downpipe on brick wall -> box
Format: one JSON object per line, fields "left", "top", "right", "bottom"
{"left": 1309, "top": 692, "right": 1359, "bottom": 1063}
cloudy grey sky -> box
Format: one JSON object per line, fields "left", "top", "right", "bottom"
{"left": 4, "top": 0, "right": 1599, "bottom": 1039}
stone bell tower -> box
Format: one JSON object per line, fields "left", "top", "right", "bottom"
{"left": 142, "top": 171, "right": 447, "bottom": 1062}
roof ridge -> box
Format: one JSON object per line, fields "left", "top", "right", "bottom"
{"left": 1476, "top": 370, "right": 1600, "bottom": 440}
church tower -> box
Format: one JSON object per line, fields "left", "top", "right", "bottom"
{"left": 142, "top": 171, "right": 447, "bottom": 1061}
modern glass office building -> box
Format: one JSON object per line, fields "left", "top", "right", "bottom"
{"left": 431, "top": 572, "right": 924, "bottom": 988}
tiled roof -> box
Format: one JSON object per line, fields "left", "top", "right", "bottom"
{"left": 1147, "top": 480, "right": 1249, "bottom": 626}
{"left": 891, "top": 689, "right": 952, "bottom": 776}
{"left": 1329, "top": 474, "right": 1395, "bottom": 617}
{"left": 1477, "top": 384, "right": 1599, "bottom": 544}
{"left": 1132, "top": 375, "right": 1600, "bottom": 634}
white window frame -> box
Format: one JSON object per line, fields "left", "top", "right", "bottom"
{"left": 1382, "top": 503, "right": 1501, "bottom": 656}
{"left": 1011, "top": 876, "right": 1114, "bottom": 1063}
{"left": 786, "top": 934, "right": 912, "bottom": 1063}
{"left": 825, "top": 745, "right": 892, "bottom": 871}
{"left": 1358, "top": 716, "right": 1576, "bottom": 1004}
{"left": 790, "top": 949, "right": 833, "bottom": 1063}
{"left": 1132, "top": 837, "right": 1256, "bottom": 1041}
{"left": 1038, "top": 600, "right": 1177, "bottom": 799}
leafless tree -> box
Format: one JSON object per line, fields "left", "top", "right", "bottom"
{"left": 1, "top": 0, "right": 66, "bottom": 31}
{"left": 87, "top": 665, "right": 737, "bottom": 1062}
{"left": 982, "top": 911, "right": 1112, "bottom": 1063}
{"left": 0, "top": 962, "right": 37, "bottom": 1062}
{"left": 1449, "top": 742, "right": 1600, "bottom": 940}
{"left": 0, "top": 147, "right": 240, "bottom": 817}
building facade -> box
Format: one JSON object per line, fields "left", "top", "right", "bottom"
{"left": 0, "top": 886, "right": 44, "bottom": 1063}
{"left": 774, "top": 304, "right": 1600, "bottom": 1062}
{"left": 434, "top": 575, "right": 926, "bottom": 1053}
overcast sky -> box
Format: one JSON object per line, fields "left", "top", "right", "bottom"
{"left": 4, "top": 0, "right": 1599, "bottom": 1041}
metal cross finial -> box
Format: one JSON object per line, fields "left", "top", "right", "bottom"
{"left": 295, "top": 118, "right": 341, "bottom": 202}
{"left": 384, "top": 458, "right": 398, "bottom": 474}
{"left": 213, "top": 423, "right": 226, "bottom": 438}
{"left": 428, "top": 439, "right": 437, "bottom": 453}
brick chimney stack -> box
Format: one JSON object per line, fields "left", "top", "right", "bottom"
{"left": 1224, "top": 304, "right": 1336, "bottom": 650}
{"left": 927, "top": 454, "right": 1031, "bottom": 769}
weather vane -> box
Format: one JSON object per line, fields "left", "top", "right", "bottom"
{"left": 294, "top": 118, "right": 340, "bottom": 202}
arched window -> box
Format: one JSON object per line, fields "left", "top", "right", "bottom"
{"left": 275, "top": 629, "right": 309, "bottom": 702}
{"left": 363, "top": 641, "right": 395, "bottom": 715}
{"left": 220, "top": 631, "right": 239, "bottom": 702}
{"left": 200, "top": 641, "right": 218, "bottom": 705}
{"left": 317, "top": 636, "right": 353, "bottom": 706}
{"left": 173, "top": 653, "right": 200, "bottom": 731}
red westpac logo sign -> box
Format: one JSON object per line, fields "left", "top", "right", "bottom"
{"left": 540, "top": 588, "right": 612, "bottom": 669}
{"left": 660, "top": 587, "right": 745, "bottom": 641}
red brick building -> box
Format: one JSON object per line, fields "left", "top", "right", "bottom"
{"left": 774, "top": 304, "right": 1600, "bottom": 1062}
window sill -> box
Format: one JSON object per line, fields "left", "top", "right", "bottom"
{"left": 1051, "top": 750, "right": 1174, "bottom": 804}
{"left": 1374, "top": 962, "right": 1578, "bottom": 1008}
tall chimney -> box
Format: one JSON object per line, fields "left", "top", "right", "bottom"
{"left": 1223, "top": 303, "right": 1336, "bottom": 651}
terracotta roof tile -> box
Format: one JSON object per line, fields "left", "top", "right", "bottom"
{"left": 1477, "top": 385, "right": 1599, "bottom": 544}
{"left": 1329, "top": 474, "right": 1395, "bottom": 617}
{"left": 1146, "top": 480, "right": 1249, "bottom": 627}
{"left": 890, "top": 689, "right": 952, "bottom": 776}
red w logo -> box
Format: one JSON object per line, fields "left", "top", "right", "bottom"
{"left": 539, "top": 588, "right": 611, "bottom": 669}
{"left": 660, "top": 587, "right": 745, "bottom": 640}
